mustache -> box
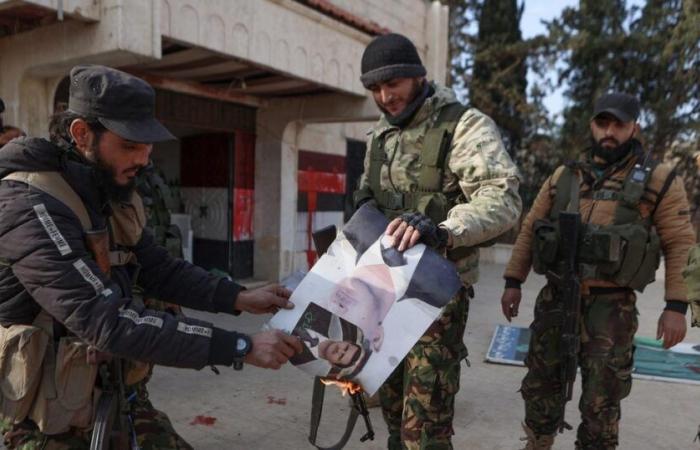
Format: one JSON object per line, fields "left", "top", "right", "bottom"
{"left": 599, "top": 137, "right": 619, "bottom": 146}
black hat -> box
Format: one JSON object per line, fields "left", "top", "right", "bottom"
{"left": 68, "top": 65, "right": 174, "bottom": 143}
{"left": 592, "top": 92, "right": 640, "bottom": 123}
{"left": 360, "top": 33, "right": 426, "bottom": 88}
{"left": 0, "top": 97, "right": 5, "bottom": 114}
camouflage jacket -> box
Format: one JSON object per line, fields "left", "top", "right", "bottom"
{"left": 359, "top": 83, "right": 522, "bottom": 284}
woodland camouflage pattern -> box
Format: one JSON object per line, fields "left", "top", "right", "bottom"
{"left": 359, "top": 83, "right": 522, "bottom": 285}
{"left": 521, "top": 286, "right": 637, "bottom": 450}
{"left": 379, "top": 289, "right": 469, "bottom": 450}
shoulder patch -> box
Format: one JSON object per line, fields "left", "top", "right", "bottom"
{"left": 34, "top": 203, "right": 72, "bottom": 256}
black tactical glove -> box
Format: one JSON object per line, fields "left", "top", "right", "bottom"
{"left": 399, "top": 212, "right": 449, "bottom": 249}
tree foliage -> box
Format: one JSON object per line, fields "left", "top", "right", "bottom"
{"left": 444, "top": 0, "right": 699, "bottom": 212}
{"left": 469, "top": 0, "right": 528, "bottom": 154}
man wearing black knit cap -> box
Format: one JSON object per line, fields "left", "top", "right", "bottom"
{"left": 354, "top": 33, "right": 522, "bottom": 449}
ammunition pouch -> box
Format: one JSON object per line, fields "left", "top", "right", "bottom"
{"left": 582, "top": 224, "right": 660, "bottom": 291}
{"left": 29, "top": 337, "right": 99, "bottom": 434}
{"left": 0, "top": 323, "right": 49, "bottom": 424}
{"left": 531, "top": 219, "right": 661, "bottom": 291}
{"left": 532, "top": 219, "right": 559, "bottom": 275}
{"left": 0, "top": 314, "right": 100, "bottom": 435}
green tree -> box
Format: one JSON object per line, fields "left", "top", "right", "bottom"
{"left": 621, "top": 0, "right": 700, "bottom": 154}
{"left": 470, "top": 0, "right": 528, "bottom": 154}
{"left": 546, "top": 0, "right": 629, "bottom": 155}
{"left": 443, "top": 0, "right": 479, "bottom": 94}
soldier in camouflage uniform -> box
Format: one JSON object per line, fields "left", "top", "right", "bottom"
{"left": 353, "top": 33, "right": 522, "bottom": 450}
{"left": 502, "top": 93, "right": 695, "bottom": 449}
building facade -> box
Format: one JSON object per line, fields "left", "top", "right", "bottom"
{"left": 0, "top": 0, "right": 448, "bottom": 281}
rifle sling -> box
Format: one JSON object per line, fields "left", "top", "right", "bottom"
{"left": 309, "top": 376, "right": 359, "bottom": 450}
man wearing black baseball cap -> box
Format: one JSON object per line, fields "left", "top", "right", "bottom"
{"left": 0, "top": 65, "right": 302, "bottom": 448}
{"left": 502, "top": 91, "right": 694, "bottom": 448}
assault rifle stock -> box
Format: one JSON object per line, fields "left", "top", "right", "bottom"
{"left": 90, "top": 358, "right": 134, "bottom": 450}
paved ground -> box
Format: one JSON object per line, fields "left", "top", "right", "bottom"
{"left": 149, "top": 262, "right": 700, "bottom": 449}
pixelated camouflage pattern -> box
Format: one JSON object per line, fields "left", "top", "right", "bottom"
{"left": 521, "top": 285, "right": 637, "bottom": 450}
{"left": 379, "top": 288, "right": 469, "bottom": 450}
{"left": 683, "top": 244, "right": 700, "bottom": 327}
{"left": 359, "top": 83, "right": 522, "bottom": 285}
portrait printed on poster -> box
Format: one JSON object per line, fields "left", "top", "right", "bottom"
{"left": 269, "top": 205, "right": 461, "bottom": 395}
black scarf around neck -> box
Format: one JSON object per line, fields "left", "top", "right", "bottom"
{"left": 385, "top": 82, "right": 433, "bottom": 128}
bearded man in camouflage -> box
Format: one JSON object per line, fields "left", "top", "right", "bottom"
{"left": 353, "top": 33, "right": 522, "bottom": 450}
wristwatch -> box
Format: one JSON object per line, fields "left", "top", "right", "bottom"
{"left": 232, "top": 334, "right": 252, "bottom": 370}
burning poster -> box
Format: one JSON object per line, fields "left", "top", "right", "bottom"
{"left": 268, "top": 204, "right": 461, "bottom": 395}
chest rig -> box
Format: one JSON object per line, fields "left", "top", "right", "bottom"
{"left": 532, "top": 156, "right": 663, "bottom": 292}
{"left": 354, "top": 102, "right": 466, "bottom": 225}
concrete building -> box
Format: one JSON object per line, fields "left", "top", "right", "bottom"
{"left": 0, "top": 0, "right": 449, "bottom": 281}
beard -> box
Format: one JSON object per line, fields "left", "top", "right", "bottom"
{"left": 590, "top": 137, "right": 641, "bottom": 166}
{"left": 375, "top": 78, "right": 424, "bottom": 117}
{"left": 88, "top": 140, "right": 139, "bottom": 203}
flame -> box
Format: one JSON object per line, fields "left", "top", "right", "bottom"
{"left": 321, "top": 378, "right": 363, "bottom": 396}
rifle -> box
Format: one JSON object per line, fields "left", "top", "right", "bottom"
{"left": 547, "top": 210, "right": 582, "bottom": 433}
{"left": 90, "top": 358, "right": 136, "bottom": 450}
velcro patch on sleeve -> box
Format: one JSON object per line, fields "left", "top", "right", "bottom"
{"left": 177, "top": 322, "right": 213, "bottom": 338}
{"left": 118, "top": 308, "right": 164, "bottom": 328}
{"left": 34, "top": 204, "right": 72, "bottom": 256}
{"left": 72, "top": 259, "right": 105, "bottom": 294}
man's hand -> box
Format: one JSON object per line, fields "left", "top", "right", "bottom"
{"left": 244, "top": 330, "right": 303, "bottom": 369}
{"left": 386, "top": 212, "right": 449, "bottom": 251}
{"left": 235, "top": 284, "right": 294, "bottom": 314}
{"left": 656, "top": 310, "right": 686, "bottom": 349}
{"left": 501, "top": 288, "right": 522, "bottom": 322}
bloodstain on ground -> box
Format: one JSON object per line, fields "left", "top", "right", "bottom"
{"left": 190, "top": 415, "right": 217, "bottom": 426}
{"left": 267, "top": 396, "right": 287, "bottom": 405}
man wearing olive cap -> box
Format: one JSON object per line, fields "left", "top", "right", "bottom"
{"left": 502, "top": 92, "right": 695, "bottom": 449}
{"left": 0, "top": 65, "right": 302, "bottom": 448}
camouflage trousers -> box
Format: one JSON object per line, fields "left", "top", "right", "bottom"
{"left": 379, "top": 286, "right": 470, "bottom": 450}
{"left": 0, "top": 381, "right": 191, "bottom": 450}
{"left": 521, "top": 284, "right": 638, "bottom": 450}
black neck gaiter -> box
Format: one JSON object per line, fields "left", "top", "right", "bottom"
{"left": 385, "top": 82, "right": 433, "bottom": 128}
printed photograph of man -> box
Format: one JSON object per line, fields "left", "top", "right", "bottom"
{"left": 290, "top": 303, "right": 371, "bottom": 380}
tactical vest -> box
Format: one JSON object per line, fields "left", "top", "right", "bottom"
{"left": 354, "top": 102, "right": 466, "bottom": 225}
{"left": 0, "top": 171, "right": 146, "bottom": 435}
{"left": 532, "top": 158, "right": 663, "bottom": 292}
{"left": 683, "top": 244, "right": 700, "bottom": 327}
